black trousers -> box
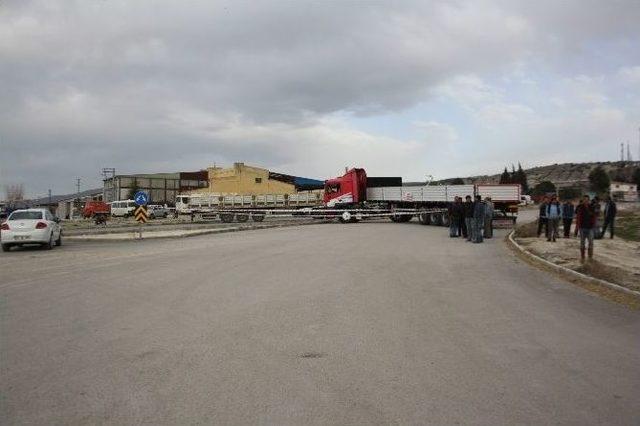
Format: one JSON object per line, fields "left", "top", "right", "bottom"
{"left": 461, "top": 217, "right": 468, "bottom": 238}
{"left": 537, "top": 218, "right": 548, "bottom": 237}
{"left": 563, "top": 218, "right": 572, "bottom": 237}
{"left": 601, "top": 217, "right": 615, "bottom": 238}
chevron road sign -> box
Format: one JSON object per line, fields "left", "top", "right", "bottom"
{"left": 134, "top": 205, "right": 149, "bottom": 224}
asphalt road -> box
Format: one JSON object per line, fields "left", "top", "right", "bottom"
{"left": 1, "top": 222, "right": 639, "bottom": 425}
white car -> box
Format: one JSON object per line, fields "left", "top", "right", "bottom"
{"left": 1, "top": 209, "right": 62, "bottom": 252}
{"left": 147, "top": 204, "right": 169, "bottom": 219}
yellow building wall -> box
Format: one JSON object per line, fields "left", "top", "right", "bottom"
{"left": 194, "top": 163, "right": 297, "bottom": 195}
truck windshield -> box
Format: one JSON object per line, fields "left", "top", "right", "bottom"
{"left": 326, "top": 184, "right": 340, "bottom": 194}
{"left": 10, "top": 211, "right": 43, "bottom": 220}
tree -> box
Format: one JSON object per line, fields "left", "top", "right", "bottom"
{"left": 532, "top": 180, "right": 556, "bottom": 196}
{"left": 450, "top": 178, "right": 465, "bottom": 185}
{"left": 558, "top": 186, "right": 582, "bottom": 200}
{"left": 127, "top": 180, "right": 140, "bottom": 200}
{"left": 588, "top": 166, "right": 610, "bottom": 195}
{"left": 499, "top": 167, "right": 511, "bottom": 184}
{"left": 514, "top": 162, "right": 529, "bottom": 194}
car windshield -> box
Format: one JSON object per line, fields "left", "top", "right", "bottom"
{"left": 10, "top": 211, "right": 43, "bottom": 220}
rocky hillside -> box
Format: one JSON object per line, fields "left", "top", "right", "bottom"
{"left": 438, "top": 161, "right": 640, "bottom": 189}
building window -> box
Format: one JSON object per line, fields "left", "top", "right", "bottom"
{"left": 255, "top": 178, "right": 262, "bottom": 184}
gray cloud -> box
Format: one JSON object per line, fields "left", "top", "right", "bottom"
{"left": 1, "top": 0, "right": 639, "bottom": 196}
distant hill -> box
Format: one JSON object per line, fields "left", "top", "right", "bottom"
{"left": 436, "top": 161, "right": 640, "bottom": 190}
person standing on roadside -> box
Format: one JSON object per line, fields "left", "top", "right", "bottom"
{"left": 484, "top": 197, "right": 494, "bottom": 238}
{"left": 537, "top": 196, "right": 549, "bottom": 238}
{"left": 592, "top": 196, "right": 602, "bottom": 239}
{"left": 463, "top": 195, "right": 474, "bottom": 241}
{"left": 472, "top": 195, "right": 486, "bottom": 243}
{"left": 575, "top": 195, "right": 596, "bottom": 261}
{"left": 546, "top": 195, "right": 562, "bottom": 242}
{"left": 561, "top": 199, "right": 575, "bottom": 238}
{"left": 601, "top": 195, "right": 617, "bottom": 239}
{"left": 448, "top": 197, "right": 462, "bottom": 238}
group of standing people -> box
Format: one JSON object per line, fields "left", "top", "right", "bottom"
{"left": 448, "top": 195, "right": 494, "bottom": 244}
{"left": 537, "top": 194, "right": 617, "bottom": 261}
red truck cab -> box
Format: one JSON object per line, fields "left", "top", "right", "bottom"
{"left": 323, "top": 168, "right": 368, "bottom": 207}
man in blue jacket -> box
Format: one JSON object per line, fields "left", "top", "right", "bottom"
{"left": 472, "top": 195, "right": 486, "bottom": 244}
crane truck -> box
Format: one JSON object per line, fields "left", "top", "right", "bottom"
{"left": 178, "top": 168, "right": 521, "bottom": 226}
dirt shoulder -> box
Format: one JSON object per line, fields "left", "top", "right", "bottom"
{"left": 513, "top": 204, "right": 640, "bottom": 294}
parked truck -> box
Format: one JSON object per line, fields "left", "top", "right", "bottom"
{"left": 178, "top": 168, "right": 520, "bottom": 225}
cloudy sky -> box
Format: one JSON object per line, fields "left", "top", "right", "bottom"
{"left": 1, "top": 0, "right": 639, "bottom": 197}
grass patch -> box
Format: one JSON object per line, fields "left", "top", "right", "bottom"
{"left": 616, "top": 210, "right": 640, "bottom": 242}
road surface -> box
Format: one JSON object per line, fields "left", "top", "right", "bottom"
{"left": 1, "top": 222, "right": 639, "bottom": 425}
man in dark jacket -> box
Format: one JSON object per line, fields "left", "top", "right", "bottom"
{"left": 575, "top": 195, "right": 596, "bottom": 261}
{"left": 592, "top": 196, "right": 602, "bottom": 239}
{"left": 448, "top": 197, "right": 464, "bottom": 238}
{"left": 601, "top": 195, "right": 617, "bottom": 238}
{"left": 561, "top": 199, "right": 575, "bottom": 238}
{"left": 463, "top": 195, "right": 474, "bottom": 241}
{"left": 537, "top": 196, "right": 549, "bottom": 238}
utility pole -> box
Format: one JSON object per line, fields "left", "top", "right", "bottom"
{"left": 627, "top": 142, "right": 632, "bottom": 162}
{"left": 620, "top": 142, "right": 624, "bottom": 162}
{"left": 76, "top": 178, "right": 81, "bottom": 195}
{"left": 48, "top": 189, "right": 52, "bottom": 212}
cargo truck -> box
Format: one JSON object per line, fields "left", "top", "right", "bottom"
{"left": 178, "top": 168, "right": 520, "bottom": 225}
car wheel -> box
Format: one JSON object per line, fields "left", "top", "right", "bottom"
{"left": 44, "top": 234, "right": 54, "bottom": 250}
{"left": 1, "top": 243, "right": 11, "bottom": 252}
{"left": 55, "top": 233, "right": 62, "bottom": 246}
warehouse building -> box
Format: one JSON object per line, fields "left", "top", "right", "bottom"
{"left": 103, "top": 171, "right": 208, "bottom": 204}
{"left": 193, "top": 163, "right": 324, "bottom": 195}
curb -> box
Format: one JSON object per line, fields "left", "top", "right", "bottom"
{"left": 507, "top": 230, "right": 640, "bottom": 298}
{"left": 65, "top": 220, "right": 329, "bottom": 242}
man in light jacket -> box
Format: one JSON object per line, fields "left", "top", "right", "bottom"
{"left": 546, "top": 195, "right": 562, "bottom": 242}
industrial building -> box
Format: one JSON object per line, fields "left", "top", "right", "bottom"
{"left": 193, "top": 163, "right": 324, "bottom": 195}
{"left": 103, "top": 171, "right": 208, "bottom": 204}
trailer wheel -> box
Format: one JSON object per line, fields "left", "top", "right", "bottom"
{"left": 236, "top": 214, "right": 249, "bottom": 223}
{"left": 251, "top": 214, "right": 265, "bottom": 222}
{"left": 220, "top": 213, "right": 235, "bottom": 223}
{"left": 440, "top": 213, "right": 449, "bottom": 227}
{"left": 418, "top": 212, "right": 429, "bottom": 225}
{"left": 429, "top": 213, "right": 439, "bottom": 226}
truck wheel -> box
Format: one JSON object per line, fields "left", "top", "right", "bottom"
{"left": 339, "top": 211, "right": 352, "bottom": 223}
{"left": 252, "top": 214, "right": 265, "bottom": 222}
{"left": 1, "top": 243, "right": 11, "bottom": 252}
{"left": 236, "top": 214, "right": 249, "bottom": 223}
{"left": 220, "top": 213, "right": 235, "bottom": 223}
{"left": 429, "top": 214, "right": 439, "bottom": 226}
{"left": 441, "top": 213, "right": 449, "bottom": 227}
{"left": 418, "top": 212, "right": 429, "bottom": 225}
